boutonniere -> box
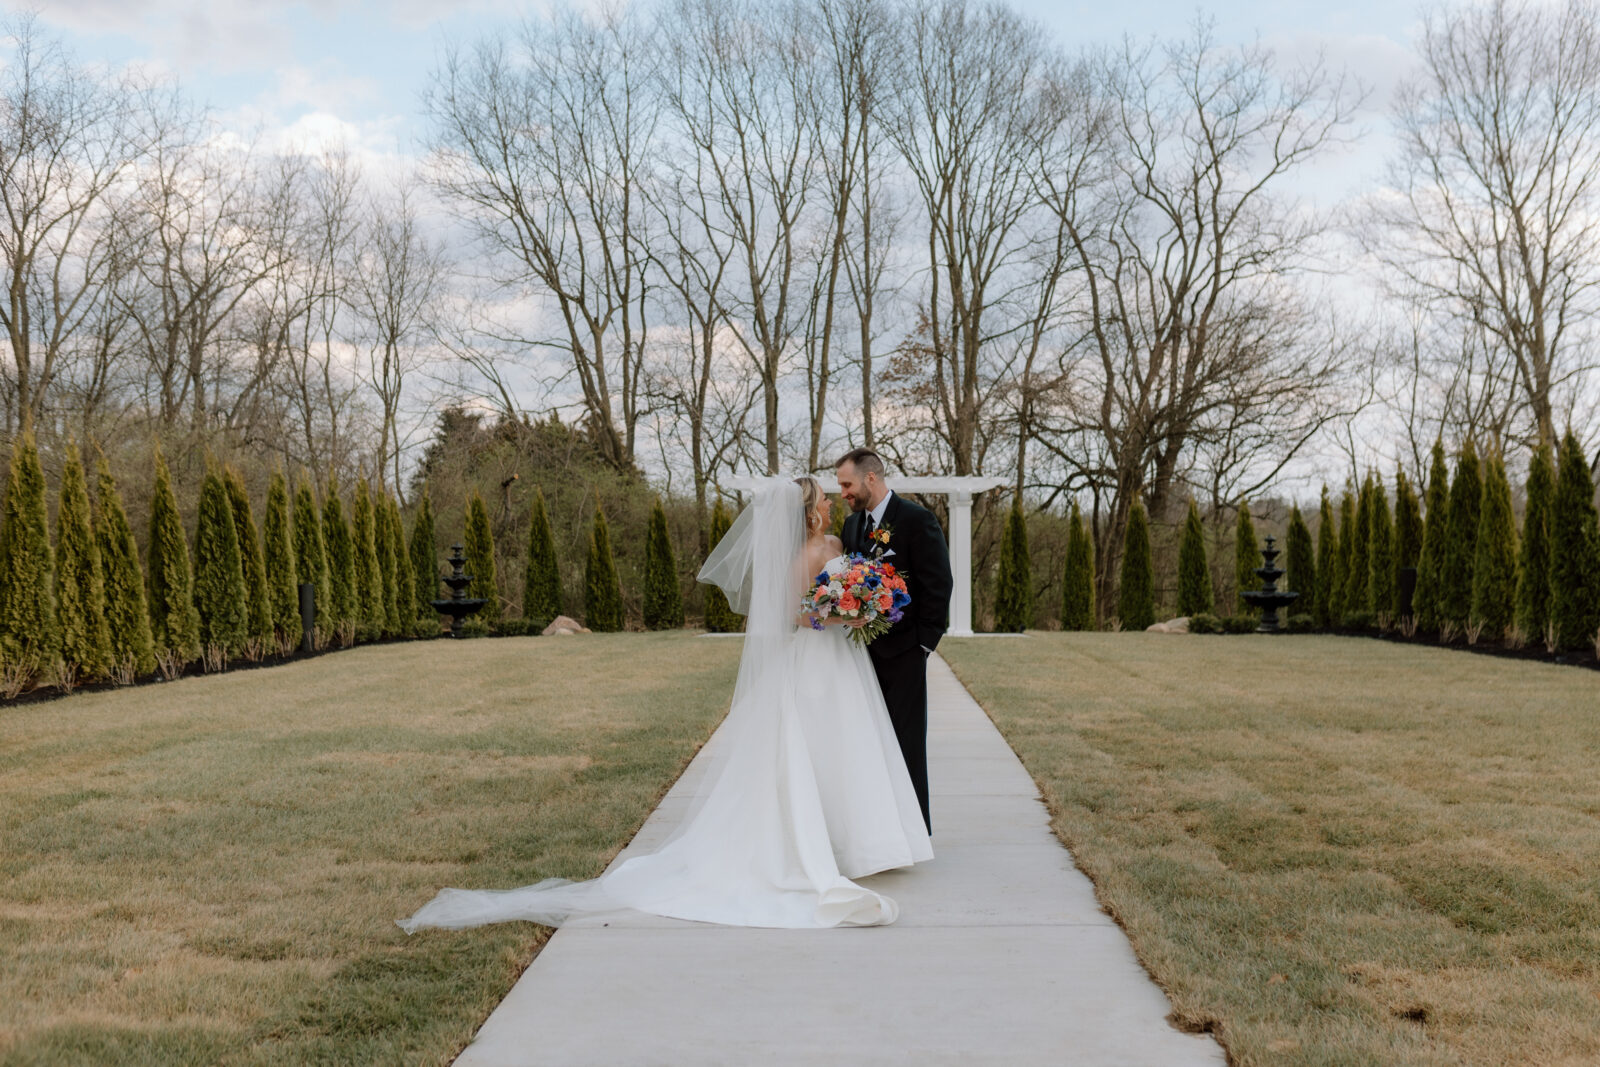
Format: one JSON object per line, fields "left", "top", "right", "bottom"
{"left": 868, "top": 522, "right": 893, "bottom": 557}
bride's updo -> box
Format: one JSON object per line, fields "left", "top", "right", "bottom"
{"left": 795, "top": 476, "right": 824, "bottom": 534}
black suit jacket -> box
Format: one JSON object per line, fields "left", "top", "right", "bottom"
{"left": 842, "top": 492, "right": 953, "bottom": 660}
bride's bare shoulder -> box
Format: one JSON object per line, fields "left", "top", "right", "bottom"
{"left": 824, "top": 534, "right": 844, "bottom": 556}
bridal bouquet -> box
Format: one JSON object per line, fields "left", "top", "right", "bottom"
{"left": 804, "top": 554, "right": 911, "bottom": 646}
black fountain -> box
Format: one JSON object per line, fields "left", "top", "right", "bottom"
{"left": 432, "top": 544, "right": 488, "bottom": 638}
{"left": 1239, "top": 535, "right": 1299, "bottom": 634}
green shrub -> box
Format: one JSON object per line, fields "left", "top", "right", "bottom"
{"left": 1284, "top": 613, "right": 1317, "bottom": 634}
{"left": 1340, "top": 610, "right": 1377, "bottom": 632}
{"left": 1515, "top": 443, "right": 1555, "bottom": 642}
{"left": 292, "top": 479, "right": 329, "bottom": 645}
{"left": 1367, "top": 472, "right": 1395, "bottom": 620}
{"left": 643, "top": 498, "right": 685, "bottom": 630}
{"left": 95, "top": 459, "right": 155, "bottom": 677}
{"left": 351, "top": 479, "right": 384, "bottom": 638}
{"left": 1471, "top": 451, "right": 1518, "bottom": 641}
{"left": 1285, "top": 503, "right": 1315, "bottom": 623}
{"left": 464, "top": 491, "right": 499, "bottom": 622}
{"left": 1188, "top": 612, "right": 1222, "bottom": 634}
{"left": 703, "top": 499, "right": 741, "bottom": 633}
{"left": 1440, "top": 439, "right": 1482, "bottom": 627}
{"left": 1177, "top": 499, "right": 1213, "bottom": 617}
{"left": 322, "top": 481, "right": 356, "bottom": 637}
{"left": 387, "top": 497, "right": 415, "bottom": 638}
{"left": 0, "top": 433, "right": 58, "bottom": 670}
{"left": 146, "top": 450, "right": 199, "bottom": 667}
{"left": 1234, "top": 501, "right": 1259, "bottom": 615}
{"left": 1346, "top": 478, "right": 1373, "bottom": 615}
{"left": 1550, "top": 431, "right": 1600, "bottom": 651}
{"left": 523, "top": 487, "right": 563, "bottom": 629}
{"left": 494, "top": 616, "right": 532, "bottom": 636}
{"left": 225, "top": 468, "right": 273, "bottom": 654}
{"left": 1315, "top": 486, "right": 1338, "bottom": 630}
{"left": 192, "top": 470, "right": 248, "bottom": 660}
{"left": 1393, "top": 467, "right": 1423, "bottom": 617}
{"left": 54, "top": 443, "right": 110, "bottom": 681}
{"left": 585, "top": 502, "right": 625, "bottom": 632}
{"left": 371, "top": 486, "right": 399, "bottom": 637}
{"left": 1060, "top": 503, "right": 1095, "bottom": 631}
{"left": 264, "top": 472, "right": 302, "bottom": 652}
{"left": 1221, "top": 614, "right": 1258, "bottom": 635}
{"left": 1415, "top": 440, "right": 1450, "bottom": 632}
{"left": 1118, "top": 500, "right": 1155, "bottom": 631}
{"left": 1330, "top": 488, "right": 1355, "bottom": 623}
{"left": 409, "top": 490, "right": 438, "bottom": 629}
{"left": 994, "top": 497, "right": 1033, "bottom": 632}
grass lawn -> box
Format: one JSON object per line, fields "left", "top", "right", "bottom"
{"left": 0, "top": 633, "right": 740, "bottom": 1067}
{"left": 941, "top": 633, "right": 1600, "bottom": 1067}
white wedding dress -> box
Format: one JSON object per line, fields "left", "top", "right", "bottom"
{"left": 398, "top": 480, "right": 932, "bottom": 933}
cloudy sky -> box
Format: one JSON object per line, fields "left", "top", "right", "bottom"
{"left": 21, "top": 0, "right": 1422, "bottom": 198}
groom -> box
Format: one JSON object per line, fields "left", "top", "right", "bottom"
{"left": 836, "top": 448, "right": 952, "bottom": 834}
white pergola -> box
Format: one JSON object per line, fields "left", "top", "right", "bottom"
{"left": 724, "top": 474, "right": 1007, "bottom": 637}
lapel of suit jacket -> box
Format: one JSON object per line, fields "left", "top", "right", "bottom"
{"left": 879, "top": 492, "right": 904, "bottom": 556}
{"left": 844, "top": 508, "right": 861, "bottom": 555}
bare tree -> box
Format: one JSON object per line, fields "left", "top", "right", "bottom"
{"left": 1043, "top": 21, "right": 1359, "bottom": 609}
{"left": 0, "top": 17, "right": 146, "bottom": 436}
{"left": 426, "top": 4, "right": 659, "bottom": 471}
{"left": 1376, "top": 0, "right": 1600, "bottom": 451}
{"left": 350, "top": 184, "right": 448, "bottom": 498}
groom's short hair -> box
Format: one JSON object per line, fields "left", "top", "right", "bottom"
{"left": 836, "top": 448, "right": 885, "bottom": 478}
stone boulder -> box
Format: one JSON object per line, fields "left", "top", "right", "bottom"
{"left": 541, "top": 615, "right": 591, "bottom": 636}
{"left": 1145, "top": 616, "right": 1190, "bottom": 634}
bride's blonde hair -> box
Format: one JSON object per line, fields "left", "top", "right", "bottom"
{"left": 794, "top": 476, "right": 824, "bottom": 535}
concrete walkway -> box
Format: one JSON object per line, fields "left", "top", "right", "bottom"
{"left": 454, "top": 652, "right": 1227, "bottom": 1066}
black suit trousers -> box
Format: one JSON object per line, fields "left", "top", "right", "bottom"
{"left": 872, "top": 644, "right": 931, "bottom": 834}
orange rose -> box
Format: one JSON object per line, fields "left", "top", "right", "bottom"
{"left": 839, "top": 592, "right": 860, "bottom": 612}
{"left": 876, "top": 593, "right": 892, "bottom": 612}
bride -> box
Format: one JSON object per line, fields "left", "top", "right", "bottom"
{"left": 397, "top": 476, "right": 933, "bottom": 931}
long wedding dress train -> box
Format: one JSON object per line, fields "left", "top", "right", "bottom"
{"left": 398, "top": 486, "right": 932, "bottom": 933}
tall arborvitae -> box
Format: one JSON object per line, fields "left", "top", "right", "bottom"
{"left": 1345, "top": 478, "right": 1374, "bottom": 616}
{"left": 1118, "top": 500, "right": 1155, "bottom": 630}
{"left": 371, "top": 486, "right": 400, "bottom": 637}
{"left": 1515, "top": 443, "right": 1556, "bottom": 642}
{"left": 1440, "top": 439, "right": 1482, "bottom": 627}
{"left": 351, "top": 479, "right": 384, "bottom": 636}
{"left": 1331, "top": 489, "right": 1356, "bottom": 623}
{"left": 1471, "top": 451, "right": 1518, "bottom": 640}
{"left": 1415, "top": 439, "right": 1451, "bottom": 631}
{"left": 322, "top": 481, "right": 356, "bottom": 635}
{"left": 1393, "top": 467, "right": 1423, "bottom": 618}
{"left": 1234, "top": 501, "right": 1260, "bottom": 614}
{"left": 54, "top": 444, "right": 111, "bottom": 680}
{"left": 1368, "top": 473, "right": 1395, "bottom": 620}
{"left": 642, "top": 499, "right": 685, "bottom": 630}
{"left": 292, "top": 478, "right": 329, "bottom": 642}
{"left": 523, "top": 487, "right": 563, "bottom": 629}
{"left": 1061, "top": 502, "right": 1095, "bottom": 631}
{"left": 263, "top": 472, "right": 302, "bottom": 651}
{"left": 464, "top": 491, "right": 500, "bottom": 623}
{"left": 703, "top": 499, "right": 741, "bottom": 633}
{"left": 1176, "top": 499, "right": 1213, "bottom": 617}
{"left": 585, "top": 502, "right": 624, "bottom": 632}
{"left": 994, "top": 497, "right": 1034, "bottom": 632}
{"left": 0, "top": 433, "right": 58, "bottom": 666}
{"left": 146, "top": 450, "right": 199, "bottom": 665}
{"left": 95, "top": 460, "right": 155, "bottom": 677}
{"left": 224, "top": 469, "right": 272, "bottom": 653}
{"left": 1550, "top": 432, "right": 1600, "bottom": 651}
{"left": 387, "top": 497, "right": 415, "bottom": 638}
{"left": 192, "top": 469, "right": 249, "bottom": 658}
{"left": 1315, "top": 487, "right": 1338, "bottom": 629}
{"left": 1285, "top": 504, "right": 1315, "bottom": 620}
{"left": 409, "top": 490, "right": 438, "bottom": 630}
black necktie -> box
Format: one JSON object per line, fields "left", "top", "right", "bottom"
{"left": 863, "top": 513, "right": 876, "bottom": 547}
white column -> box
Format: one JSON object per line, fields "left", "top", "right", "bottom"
{"left": 947, "top": 490, "right": 975, "bottom": 637}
